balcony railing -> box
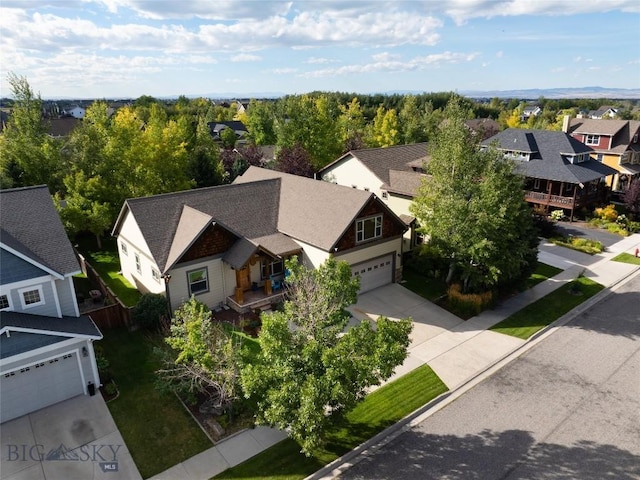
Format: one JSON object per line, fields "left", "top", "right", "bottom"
{"left": 525, "top": 189, "right": 602, "bottom": 209}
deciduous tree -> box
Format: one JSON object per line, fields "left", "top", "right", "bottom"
{"left": 411, "top": 98, "right": 538, "bottom": 293}
{"left": 241, "top": 257, "right": 412, "bottom": 454}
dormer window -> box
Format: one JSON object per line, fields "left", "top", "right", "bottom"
{"left": 585, "top": 134, "right": 600, "bottom": 146}
{"left": 356, "top": 215, "right": 382, "bottom": 243}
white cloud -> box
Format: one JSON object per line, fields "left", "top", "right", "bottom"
{"left": 305, "top": 57, "right": 337, "bottom": 65}
{"left": 371, "top": 52, "right": 402, "bottom": 62}
{"left": 270, "top": 67, "right": 298, "bottom": 75}
{"left": 439, "top": 0, "right": 640, "bottom": 25}
{"left": 300, "top": 51, "right": 478, "bottom": 78}
{"left": 231, "top": 53, "right": 261, "bottom": 62}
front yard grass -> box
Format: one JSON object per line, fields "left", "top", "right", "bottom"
{"left": 490, "top": 276, "right": 604, "bottom": 340}
{"left": 612, "top": 252, "right": 640, "bottom": 265}
{"left": 214, "top": 365, "right": 448, "bottom": 480}
{"left": 525, "top": 262, "right": 563, "bottom": 289}
{"left": 99, "top": 328, "right": 211, "bottom": 478}
{"left": 76, "top": 236, "right": 141, "bottom": 307}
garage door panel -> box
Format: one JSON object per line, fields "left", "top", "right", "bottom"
{"left": 352, "top": 254, "right": 393, "bottom": 293}
{"left": 1, "top": 352, "right": 84, "bottom": 423}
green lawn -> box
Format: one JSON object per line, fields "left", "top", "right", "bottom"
{"left": 99, "top": 328, "right": 211, "bottom": 478}
{"left": 401, "top": 267, "right": 448, "bottom": 301}
{"left": 76, "top": 236, "right": 141, "bottom": 307}
{"left": 490, "top": 276, "right": 604, "bottom": 340}
{"left": 525, "top": 262, "right": 563, "bottom": 289}
{"left": 612, "top": 252, "right": 640, "bottom": 265}
{"left": 214, "top": 365, "right": 448, "bottom": 480}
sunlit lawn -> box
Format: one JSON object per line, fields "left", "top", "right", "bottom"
{"left": 490, "top": 276, "right": 604, "bottom": 340}
{"left": 214, "top": 365, "right": 448, "bottom": 480}
{"left": 612, "top": 252, "right": 640, "bottom": 265}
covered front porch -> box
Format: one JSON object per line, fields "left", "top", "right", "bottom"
{"left": 222, "top": 233, "right": 300, "bottom": 313}
{"left": 524, "top": 177, "right": 609, "bottom": 217}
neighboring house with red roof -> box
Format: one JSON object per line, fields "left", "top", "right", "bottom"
{"left": 111, "top": 167, "right": 407, "bottom": 314}
{"left": 0, "top": 186, "right": 102, "bottom": 423}
{"left": 566, "top": 117, "right": 640, "bottom": 192}
{"left": 316, "top": 143, "right": 429, "bottom": 251}
{"left": 483, "top": 128, "right": 618, "bottom": 220}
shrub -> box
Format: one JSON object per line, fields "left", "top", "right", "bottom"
{"left": 133, "top": 293, "right": 169, "bottom": 330}
{"left": 628, "top": 221, "right": 640, "bottom": 233}
{"left": 534, "top": 214, "right": 557, "bottom": 238}
{"left": 550, "top": 209, "right": 565, "bottom": 221}
{"left": 410, "top": 242, "right": 450, "bottom": 279}
{"left": 569, "top": 237, "right": 605, "bottom": 254}
{"left": 594, "top": 204, "right": 618, "bottom": 222}
{"left": 605, "top": 223, "right": 628, "bottom": 236}
{"left": 104, "top": 381, "right": 117, "bottom": 396}
{"left": 447, "top": 284, "right": 493, "bottom": 318}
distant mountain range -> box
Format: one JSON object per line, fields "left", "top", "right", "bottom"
{"left": 36, "top": 86, "right": 640, "bottom": 101}
{"left": 459, "top": 86, "right": 640, "bottom": 99}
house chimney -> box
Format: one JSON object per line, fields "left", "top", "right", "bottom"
{"left": 562, "top": 115, "right": 571, "bottom": 134}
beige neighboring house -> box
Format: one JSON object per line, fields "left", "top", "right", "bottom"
{"left": 111, "top": 167, "right": 407, "bottom": 314}
{"left": 316, "top": 143, "right": 430, "bottom": 251}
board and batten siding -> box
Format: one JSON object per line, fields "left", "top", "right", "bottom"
{"left": 321, "top": 156, "right": 384, "bottom": 197}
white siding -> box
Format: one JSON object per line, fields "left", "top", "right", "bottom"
{"left": 116, "top": 210, "right": 163, "bottom": 294}
{"left": 290, "top": 240, "right": 332, "bottom": 269}
{"left": 321, "top": 156, "right": 384, "bottom": 197}
{"left": 167, "top": 258, "right": 228, "bottom": 312}
{"left": 386, "top": 193, "right": 414, "bottom": 218}
{"left": 335, "top": 238, "right": 402, "bottom": 267}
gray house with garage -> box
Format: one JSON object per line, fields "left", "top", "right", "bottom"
{"left": 112, "top": 167, "right": 407, "bottom": 314}
{"left": 0, "top": 185, "right": 102, "bottom": 423}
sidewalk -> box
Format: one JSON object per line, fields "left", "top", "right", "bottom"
{"left": 150, "top": 233, "right": 640, "bottom": 480}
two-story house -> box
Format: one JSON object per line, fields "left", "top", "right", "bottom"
{"left": 483, "top": 128, "right": 618, "bottom": 220}
{"left": 1, "top": 186, "right": 102, "bottom": 423}
{"left": 566, "top": 117, "right": 640, "bottom": 192}
{"left": 111, "top": 167, "right": 407, "bottom": 314}
{"left": 316, "top": 143, "right": 429, "bottom": 251}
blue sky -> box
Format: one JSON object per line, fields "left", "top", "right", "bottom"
{"left": 1, "top": 1, "right": 639, "bottom": 99}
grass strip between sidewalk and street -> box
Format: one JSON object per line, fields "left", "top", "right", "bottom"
{"left": 214, "top": 365, "right": 448, "bottom": 480}
{"left": 612, "top": 252, "right": 640, "bottom": 265}
{"left": 490, "top": 276, "right": 604, "bottom": 340}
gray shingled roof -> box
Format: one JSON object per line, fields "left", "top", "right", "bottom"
{"left": 569, "top": 118, "right": 640, "bottom": 154}
{"left": 383, "top": 170, "right": 428, "bottom": 197}
{"left": 0, "top": 185, "right": 80, "bottom": 277}
{"left": 113, "top": 180, "right": 281, "bottom": 273}
{"left": 483, "top": 129, "right": 618, "bottom": 184}
{"left": 0, "top": 311, "right": 103, "bottom": 338}
{"left": 319, "top": 143, "right": 429, "bottom": 186}
{"left": 235, "top": 167, "right": 384, "bottom": 251}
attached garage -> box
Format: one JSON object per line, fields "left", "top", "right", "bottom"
{"left": 0, "top": 351, "right": 85, "bottom": 423}
{"left": 351, "top": 254, "right": 394, "bottom": 293}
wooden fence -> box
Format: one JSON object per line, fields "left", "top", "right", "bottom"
{"left": 76, "top": 252, "right": 135, "bottom": 330}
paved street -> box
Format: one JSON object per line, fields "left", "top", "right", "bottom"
{"left": 337, "top": 274, "right": 640, "bottom": 480}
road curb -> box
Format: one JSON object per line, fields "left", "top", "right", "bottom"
{"left": 306, "top": 266, "right": 640, "bottom": 480}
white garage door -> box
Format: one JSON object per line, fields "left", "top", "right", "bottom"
{"left": 0, "top": 352, "right": 84, "bottom": 423}
{"left": 351, "top": 254, "right": 394, "bottom": 293}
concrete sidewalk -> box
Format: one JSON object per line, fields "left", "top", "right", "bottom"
{"left": 150, "top": 233, "right": 640, "bottom": 480}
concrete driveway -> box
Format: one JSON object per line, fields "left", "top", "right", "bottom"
{"left": 0, "top": 394, "right": 141, "bottom": 480}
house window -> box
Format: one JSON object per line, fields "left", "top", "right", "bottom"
{"left": 135, "top": 253, "right": 141, "bottom": 274}
{"left": 187, "top": 268, "right": 208, "bottom": 295}
{"left": 533, "top": 178, "right": 541, "bottom": 190}
{"left": 382, "top": 192, "right": 388, "bottom": 199}
{"left": 356, "top": 215, "right": 382, "bottom": 243}
{"left": 19, "top": 286, "right": 44, "bottom": 309}
{"left": 151, "top": 268, "right": 161, "bottom": 283}
{"left": 585, "top": 134, "right": 600, "bottom": 146}
{"left": 121, "top": 242, "right": 128, "bottom": 256}
{"left": 262, "top": 259, "right": 284, "bottom": 279}
{"left": 0, "top": 294, "right": 10, "bottom": 310}
{"left": 565, "top": 184, "right": 573, "bottom": 193}
{"left": 596, "top": 153, "right": 604, "bottom": 162}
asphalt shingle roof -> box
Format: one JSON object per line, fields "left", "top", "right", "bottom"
{"left": 0, "top": 185, "right": 80, "bottom": 277}
{"left": 114, "top": 180, "right": 281, "bottom": 273}
{"left": 0, "top": 311, "right": 103, "bottom": 338}
{"left": 320, "top": 143, "right": 429, "bottom": 186}
{"left": 569, "top": 118, "right": 640, "bottom": 154}
{"left": 483, "top": 129, "right": 618, "bottom": 184}
{"left": 235, "top": 167, "right": 376, "bottom": 251}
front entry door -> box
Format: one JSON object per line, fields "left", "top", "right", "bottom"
{"left": 236, "top": 266, "right": 251, "bottom": 291}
